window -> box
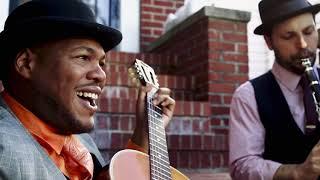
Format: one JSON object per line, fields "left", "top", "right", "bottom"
{"left": 9, "top": 0, "right": 139, "bottom": 53}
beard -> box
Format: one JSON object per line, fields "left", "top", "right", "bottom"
{"left": 29, "top": 87, "right": 95, "bottom": 135}
{"left": 274, "top": 48, "right": 317, "bottom": 75}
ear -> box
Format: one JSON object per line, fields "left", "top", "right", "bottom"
{"left": 264, "top": 35, "right": 273, "bottom": 50}
{"left": 14, "top": 48, "right": 37, "bottom": 79}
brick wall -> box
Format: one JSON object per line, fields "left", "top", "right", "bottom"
{"left": 140, "top": 0, "right": 184, "bottom": 51}
{"left": 145, "top": 6, "right": 250, "bottom": 170}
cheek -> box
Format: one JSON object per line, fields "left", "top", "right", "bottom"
{"left": 306, "top": 36, "right": 318, "bottom": 49}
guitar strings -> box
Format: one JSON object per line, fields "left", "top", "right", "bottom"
{"left": 147, "top": 92, "right": 172, "bottom": 180}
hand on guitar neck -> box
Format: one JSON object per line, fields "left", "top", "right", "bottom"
{"left": 132, "top": 84, "right": 175, "bottom": 153}
{"left": 107, "top": 59, "right": 189, "bottom": 180}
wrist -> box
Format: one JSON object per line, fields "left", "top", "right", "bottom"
{"left": 293, "top": 164, "right": 302, "bottom": 180}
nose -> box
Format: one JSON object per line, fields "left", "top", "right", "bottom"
{"left": 297, "top": 35, "right": 307, "bottom": 49}
{"left": 87, "top": 64, "right": 107, "bottom": 83}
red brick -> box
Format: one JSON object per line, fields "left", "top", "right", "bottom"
{"left": 223, "top": 95, "right": 233, "bottom": 105}
{"left": 211, "top": 119, "right": 221, "bottom": 126}
{"left": 154, "top": 0, "right": 174, "bottom": 7}
{"left": 141, "top": 28, "right": 152, "bottom": 35}
{"left": 239, "top": 64, "right": 249, "bottom": 73}
{"left": 110, "top": 116, "right": 119, "bottom": 130}
{"left": 211, "top": 153, "right": 222, "bottom": 167}
{"left": 203, "top": 119, "right": 211, "bottom": 132}
{"left": 174, "top": 101, "right": 183, "bottom": 115}
{"left": 169, "top": 151, "right": 178, "bottom": 167}
{"left": 165, "top": 9, "right": 176, "bottom": 14}
{"left": 209, "top": 19, "right": 235, "bottom": 31}
{"left": 203, "top": 135, "right": 213, "bottom": 150}
{"left": 209, "top": 62, "right": 235, "bottom": 72}
{"left": 141, "top": 6, "right": 164, "bottom": 14}
{"left": 193, "top": 102, "right": 201, "bottom": 115}
{"left": 141, "top": 21, "right": 163, "bottom": 28}
{"left": 192, "top": 135, "right": 202, "bottom": 149}
{"left": 237, "top": 44, "right": 248, "bottom": 53}
{"left": 223, "top": 54, "right": 248, "bottom": 63}
{"left": 209, "top": 95, "right": 222, "bottom": 104}
{"left": 141, "top": 36, "right": 157, "bottom": 43}
{"left": 190, "top": 151, "right": 201, "bottom": 168}
{"left": 141, "top": 0, "right": 152, "bottom": 4}
{"left": 236, "top": 23, "right": 247, "bottom": 33}
{"left": 180, "top": 135, "right": 191, "bottom": 149}
{"left": 141, "top": 13, "right": 152, "bottom": 20}
{"left": 209, "top": 73, "right": 223, "bottom": 81}
{"left": 119, "top": 116, "right": 130, "bottom": 131}
{"left": 111, "top": 133, "right": 122, "bottom": 149}
{"left": 223, "top": 33, "right": 247, "bottom": 43}
{"left": 223, "top": 74, "right": 248, "bottom": 83}
{"left": 201, "top": 103, "right": 211, "bottom": 116}
{"left": 192, "top": 119, "right": 200, "bottom": 133}
{"left": 184, "top": 102, "right": 191, "bottom": 115}
{"left": 169, "top": 135, "right": 180, "bottom": 149}
{"left": 209, "top": 83, "right": 235, "bottom": 94}
{"left": 177, "top": 151, "right": 188, "bottom": 168}
{"left": 200, "top": 152, "right": 212, "bottom": 168}
{"left": 208, "top": 30, "right": 220, "bottom": 40}
{"left": 211, "top": 106, "right": 230, "bottom": 116}
{"left": 153, "top": 14, "right": 167, "bottom": 21}
{"left": 111, "top": 98, "right": 120, "bottom": 112}
{"left": 213, "top": 135, "right": 227, "bottom": 151}
{"left": 209, "top": 41, "right": 235, "bottom": 51}
{"left": 153, "top": 29, "right": 163, "bottom": 36}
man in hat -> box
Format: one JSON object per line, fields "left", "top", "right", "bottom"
{"left": 0, "top": 0, "right": 175, "bottom": 179}
{"left": 229, "top": 0, "right": 320, "bottom": 179}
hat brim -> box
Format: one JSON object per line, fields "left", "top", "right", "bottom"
{"left": 0, "top": 17, "right": 122, "bottom": 52}
{"left": 254, "top": 4, "right": 320, "bottom": 35}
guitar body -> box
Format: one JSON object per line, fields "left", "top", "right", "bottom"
{"left": 109, "top": 149, "right": 189, "bottom": 180}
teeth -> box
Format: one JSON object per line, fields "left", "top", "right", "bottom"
{"left": 76, "top": 91, "right": 98, "bottom": 100}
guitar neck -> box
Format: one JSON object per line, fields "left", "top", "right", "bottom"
{"left": 147, "top": 90, "right": 172, "bottom": 180}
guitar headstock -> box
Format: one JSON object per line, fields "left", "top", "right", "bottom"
{"left": 128, "top": 59, "right": 159, "bottom": 88}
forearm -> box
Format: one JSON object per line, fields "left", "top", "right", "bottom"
{"left": 273, "top": 164, "right": 299, "bottom": 180}
{"left": 131, "top": 127, "right": 148, "bottom": 152}
{"left": 273, "top": 163, "right": 319, "bottom": 180}
{"left": 230, "top": 156, "right": 281, "bottom": 180}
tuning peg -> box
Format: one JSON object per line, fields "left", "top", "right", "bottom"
{"left": 128, "top": 67, "right": 134, "bottom": 73}
{"left": 128, "top": 68, "right": 136, "bottom": 78}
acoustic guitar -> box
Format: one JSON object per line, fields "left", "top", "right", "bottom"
{"left": 108, "top": 59, "right": 189, "bottom": 180}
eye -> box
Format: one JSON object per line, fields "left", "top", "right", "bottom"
{"left": 77, "top": 55, "right": 90, "bottom": 61}
{"left": 304, "top": 27, "right": 315, "bottom": 35}
{"left": 281, "top": 33, "right": 293, "bottom": 40}
{"left": 99, "top": 60, "right": 106, "bottom": 67}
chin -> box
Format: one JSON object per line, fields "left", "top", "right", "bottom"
{"left": 74, "top": 118, "right": 95, "bottom": 133}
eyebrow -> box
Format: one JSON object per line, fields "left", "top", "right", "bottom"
{"left": 71, "top": 46, "right": 95, "bottom": 53}
{"left": 72, "top": 46, "right": 106, "bottom": 61}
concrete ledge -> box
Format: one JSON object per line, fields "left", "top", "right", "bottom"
{"left": 147, "top": 5, "right": 251, "bottom": 52}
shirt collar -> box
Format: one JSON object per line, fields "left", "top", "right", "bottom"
{"left": 1, "top": 91, "right": 67, "bottom": 155}
{"left": 271, "top": 61, "right": 302, "bottom": 92}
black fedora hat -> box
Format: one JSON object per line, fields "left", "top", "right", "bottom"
{"left": 254, "top": 0, "right": 320, "bottom": 35}
{"left": 0, "top": 0, "right": 122, "bottom": 54}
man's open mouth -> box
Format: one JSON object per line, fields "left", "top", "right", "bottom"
{"left": 76, "top": 91, "right": 98, "bottom": 107}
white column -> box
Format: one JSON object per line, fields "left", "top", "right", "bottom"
{"left": 119, "top": 0, "right": 140, "bottom": 53}
{"left": 0, "top": 0, "right": 9, "bottom": 31}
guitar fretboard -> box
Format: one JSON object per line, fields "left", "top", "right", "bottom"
{"left": 147, "top": 90, "right": 172, "bottom": 180}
